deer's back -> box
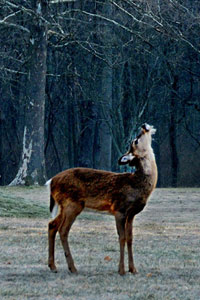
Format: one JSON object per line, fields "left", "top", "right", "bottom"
{"left": 51, "top": 167, "right": 155, "bottom": 215}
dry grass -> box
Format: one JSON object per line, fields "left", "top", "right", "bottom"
{"left": 0, "top": 186, "right": 200, "bottom": 299}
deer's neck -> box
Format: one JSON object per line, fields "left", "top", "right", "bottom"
{"left": 136, "top": 151, "right": 158, "bottom": 189}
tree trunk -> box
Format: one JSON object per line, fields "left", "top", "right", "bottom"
{"left": 9, "top": 0, "right": 47, "bottom": 185}
{"left": 169, "top": 75, "right": 179, "bottom": 187}
{"left": 78, "top": 100, "right": 97, "bottom": 168}
{"left": 0, "top": 110, "right": 4, "bottom": 185}
{"left": 98, "top": 2, "right": 112, "bottom": 171}
{"left": 98, "top": 65, "right": 112, "bottom": 170}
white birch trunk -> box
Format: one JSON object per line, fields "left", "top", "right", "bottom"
{"left": 9, "top": 127, "right": 33, "bottom": 186}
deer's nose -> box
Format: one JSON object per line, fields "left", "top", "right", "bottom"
{"left": 141, "top": 123, "right": 150, "bottom": 132}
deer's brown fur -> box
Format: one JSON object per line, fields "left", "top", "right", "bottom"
{"left": 48, "top": 124, "right": 157, "bottom": 275}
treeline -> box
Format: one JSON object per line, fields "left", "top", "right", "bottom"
{"left": 0, "top": 0, "right": 200, "bottom": 187}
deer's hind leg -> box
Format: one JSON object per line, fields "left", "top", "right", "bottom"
{"left": 48, "top": 213, "right": 62, "bottom": 272}
{"left": 59, "top": 201, "right": 84, "bottom": 273}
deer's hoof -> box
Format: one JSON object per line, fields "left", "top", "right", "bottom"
{"left": 69, "top": 266, "right": 78, "bottom": 274}
{"left": 49, "top": 264, "right": 58, "bottom": 273}
{"left": 129, "top": 267, "right": 137, "bottom": 274}
{"left": 118, "top": 269, "right": 126, "bottom": 276}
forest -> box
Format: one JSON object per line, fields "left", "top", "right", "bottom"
{"left": 0, "top": 0, "right": 200, "bottom": 187}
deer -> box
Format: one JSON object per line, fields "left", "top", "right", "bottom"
{"left": 47, "top": 123, "right": 158, "bottom": 275}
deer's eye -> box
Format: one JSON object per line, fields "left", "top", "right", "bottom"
{"left": 135, "top": 139, "right": 138, "bottom": 145}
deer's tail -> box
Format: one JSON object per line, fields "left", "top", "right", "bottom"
{"left": 46, "top": 179, "right": 58, "bottom": 218}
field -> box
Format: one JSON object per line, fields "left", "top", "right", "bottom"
{"left": 0, "top": 186, "right": 200, "bottom": 300}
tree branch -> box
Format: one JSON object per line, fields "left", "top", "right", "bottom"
{"left": 0, "top": 20, "right": 30, "bottom": 33}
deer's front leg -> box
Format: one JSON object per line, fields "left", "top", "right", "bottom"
{"left": 115, "top": 212, "right": 126, "bottom": 275}
{"left": 125, "top": 217, "right": 137, "bottom": 274}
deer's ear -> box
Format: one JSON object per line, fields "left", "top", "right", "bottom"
{"left": 118, "top": 153, "right": 135, "bottom": 165}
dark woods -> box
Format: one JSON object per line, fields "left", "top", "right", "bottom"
{"left": 0, "top": 0, "right": 200, "bottom": 187}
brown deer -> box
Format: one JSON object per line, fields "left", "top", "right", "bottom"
{"left": 47, "top": 123, "right": 157, "bottom": 275}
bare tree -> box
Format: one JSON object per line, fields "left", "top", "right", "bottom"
{"left": 0, "top": 0, "right": 200, "bottom": 187}
{"left": 5, "top": 1, "right": 48, "bottom": 185}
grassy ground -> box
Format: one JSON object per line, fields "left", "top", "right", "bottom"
{"left": 0, "top": 186, "right": 200, "bottom": 299}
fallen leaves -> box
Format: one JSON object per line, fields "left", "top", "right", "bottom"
{"left": 104, "top": 256, "right": 112, "bottom": 262}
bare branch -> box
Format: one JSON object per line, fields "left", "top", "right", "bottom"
{"left": 60, "top": 9, "right": 134, "bottom": 34}
{"left": 50, "top": 0, "right": 76, "bottom": 3}
{"left": 0, "top": 20, "right": 30, "bottom": 33}
{"left": 0, "top": 9, "right": 21, "bottom": 22}
{"left": 0, "top": 67, "right": 27, "bottom": 75}
{"left": 3, "top": 0, "right": 50, "bottom": 24}
{"left": 0, "top": 7, "right": 30, "bottom": 33}
{"left": 110, "top": 0, "right": 200, "bottom": 54}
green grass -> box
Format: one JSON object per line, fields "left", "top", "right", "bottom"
{"left": 0, "top": 194, "right": 49, "bottom": 218}
{"left": 0, "top": 186, "right": 49, "bottom": 218}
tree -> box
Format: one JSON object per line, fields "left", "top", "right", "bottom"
{"left": 7, "top": 0, "right": 48, "bottom": 185}
{"left": 98, "top": 2, "right": 113, "bottom": 170}
{"left": 0, "top": 0, "right": 200, "bottom": 187}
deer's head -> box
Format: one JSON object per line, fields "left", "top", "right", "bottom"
{"left": 118, "top": 124, "right": 156, "bottom": 166}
